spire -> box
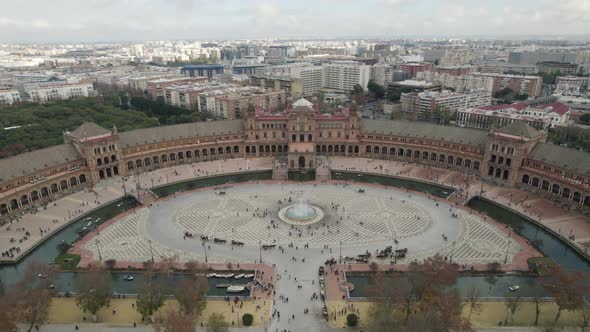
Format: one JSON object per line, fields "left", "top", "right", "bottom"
{"left": 112, "top": 124, "right": 118, "bottom": 134}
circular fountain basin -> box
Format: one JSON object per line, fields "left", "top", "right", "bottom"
{"left": 278, "top": 203, "right": 325, "bottom": 226}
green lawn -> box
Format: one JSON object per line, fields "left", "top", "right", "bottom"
{"left": 54, "top": 254, "right": 80, "bottom": 270}
{"left": 527, "top": 257, "right": 557, "bottom": 274}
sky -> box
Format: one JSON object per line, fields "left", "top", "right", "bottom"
{"left": 1, "top": 0, "right": 590, "bottom": 43}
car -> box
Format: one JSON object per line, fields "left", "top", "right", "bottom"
{"left": 508, "top": 285, "right": 520, "bottom": 291}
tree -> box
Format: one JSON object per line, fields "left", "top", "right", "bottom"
{"left": 580, "top": 113, "right": 590, "bottom": 125}
{"left": 0, "top": 143, "right": 28, "bottom": 158}
{"left": 540, "top": 266, "right": 588, "bottom": 323}
{"left": 346, "top": 313, "right": 358, "bottom": 327}
{"left": 494, "top": 87, "right": 514, "bottom": 99}
{"left": 581, "top": 305, "right": 590, "bottom": 332}
{"left": 174, "top": 277, "right": 207, "bottom": 317}
{"left": 136, "top": 268, "right": 168, "bottom": 322}
{"left": 155, "top": 307, "right": 196, "bottom": 332}
{"left": 486, "top": 262, "right": 501, "bottom": 272}
{"left": 504, "top": 295, "right": 521, "bottom": 325}
{"left": 366, "top": 255, "right": 470, "bottom": 332}
{"left": 13, "top": 262, "right": 55, "bottom": 332}
{"left": 351, "top": 84, "right": 366, "bottom": 105}
{"left": 466, "top": 287, "right": 482, "bottom": 322}
{"left": 532, "top": 294, "right": 543, "bottom": 326}
{"left": 75, "top": 263, "right": 112, "bottom": 322}
{"left": 242, "top": 313, "right": 253, "bottom": 326}
{"left": 0, "top": 294, "right": 17, "bottom": 332}
{"left": 104, "top": 259, "right": 117, "bottom": 270}
{"left": 206, "top": 313, "right": 229, "bottom": 332}
{"left": 184, "top": 260, "right": 204, "bottom": 272}
{"left": 368, "top": 80, "right": 386, "bottom": 99}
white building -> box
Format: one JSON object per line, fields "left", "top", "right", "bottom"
{"left": 456, "top": 101, "right": 571, "bottom": 130}
{"left": 402, "top": 89, "right": 491, "bottom": 120}
{"left": 28, "top": 83, "right": 95, "bottom": 103}
{"left": 0, "top": 89, "right": 21, "bottom": 105}
{"left": 322, "top": 62, "right": 370, "bottom": 93}
{"left": 287, "top": 66, "right": 322, "bottom": 96}
{"left": 370, "top": 64, "right": 394, "bottom": 86}
{"left": 417, "top": 72, "right": 494, "bottom": 94}
{"left": 554, "top": 76, "right": 588, "bottom": 96}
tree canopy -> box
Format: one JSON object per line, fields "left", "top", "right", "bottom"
{"left": 0, "top": 98, "right": 158, "bottom": 158}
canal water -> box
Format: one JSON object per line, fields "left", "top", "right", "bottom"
{"left": 346, "top": 274, "right": 546, "bottom": 298}
{"left": 288, "top": 171, "right": 316, "bottom": 182}
{"left": 331, "top": 171, "right": 455, "bottom": 198}
{"left": 151, "top": 171, "right": 273, "bottom": 197}
{"left": 0, "top": 196, "right": 138, "bottom": 285}
{"left": 53, "top": 272, "right": 254, "bottom": 297}
{"left": 468, "top": 198, "right": 590, "bottom": 277}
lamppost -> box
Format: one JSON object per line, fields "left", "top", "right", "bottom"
{"left": 95, "top": 239, "right": 102, "bottom": 262}
{"left": 203, "top": 241, "right": 208, "bottom": 263}
{"left": 504, "top": 230, "right": 512, "bottom": 264}
{"left": 259, "top": 240, "right": 262, "bottom": 264}
{"left": 339, "top": 240, "right": 342, "bottom": 264}
{"left": 449, "top": 241, "right": 456, "bottom": 264}
{"left": 148, "top": 239, "right": 154, "bottom": 263}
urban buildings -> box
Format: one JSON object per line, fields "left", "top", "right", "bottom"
{"left": 147, "top": 77, "right": 208, "bottom": 100}
{"left": 416, "top": 72, "right": 494, "bottom": 93}
{"left": 456, "top": 101, "right": 570, "bottom": 130}
{"left": 537, "top": 62, "right": 579, "bottom": 75}
{"left": 180, "top": 64, "right": 225, "bottom": 81}
{"left": 250, "top": 74, "right": 303, "bottom": 98}
{"left": 554, "top": 76, "right": 588, "bottom": 96}
{"left": 401, "top": 89, "right": 491, "bottom": 121}
{"left": 370, "top": 64, "right": 394, "bottom": 86}
{"left": 467, "top": 72, "right": 543, "bottom": 97}
{"left": 27, "top": 82, "right": 95, "bottom": 103}
{"left": 321, "top": 62, "right": 370, "bottom": 93}
{"left": 508, "top": 51, "right": 577, "bottom": 65}
{"left": 399, "top": 63, "right": 434, "bottom": 79}
{"left": 0, "top": 89, "right": 21, "bottom": 105}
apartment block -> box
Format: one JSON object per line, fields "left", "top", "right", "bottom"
{"left": 554, "top": 76, "right": 588, "bottom": 96}
{"left": 0, "top": 89, "right": 21, "bottom": 105}
{"left": 322, "top": 62, "right": 370, "bottom": 92}
{"left": 28, "top": 83, "right": 94, "bottom": 103}
{"left": 401, "top": 89, "right": 491, "bottom": 121}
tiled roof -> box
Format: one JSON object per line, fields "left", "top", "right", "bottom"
{"left": 531, "top": 102, "right": 570, "bottom": 116}
{"left": 361, "top": 119, "right": 488, "bottom": 148}
{"left": 67, "top": 122, "right": 111, "bottom": 139}
{"left": 118, "top": 120, "right": 243, "bottom": 148}
{"left": 0, "top": 144, "right": 82, "bottom": 184}
{"left": 495, "top": 122, "right": 543, "bottom": 138}
{"left": 478, "top": 102, "right": 526, "bottom": 112}
{"left": 529, "top": 143, "right": 590, "bottom": 176}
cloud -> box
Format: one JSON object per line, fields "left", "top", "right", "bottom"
{"left": 0, "top": 0, "right": 589, "bottom": 42}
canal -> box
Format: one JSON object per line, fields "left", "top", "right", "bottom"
{"left": 151, "top": 171, "right": 273, "bottom": 197}
{"left": 331, "top": 171, "right": 455, "bottom": 198}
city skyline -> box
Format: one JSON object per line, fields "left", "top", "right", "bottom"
{"left": 1, "top": 0, "right": 590, "bottom": 43}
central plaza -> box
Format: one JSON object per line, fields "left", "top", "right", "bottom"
{"left": 81, "top": 183, "right": 523, "bottom": 266}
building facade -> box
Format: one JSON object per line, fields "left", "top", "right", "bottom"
{"left": 1, "top": 99, "right": 590, "bottom": 218}
{"left": 467, "top": 72, "right": 543, "bottom": 98}
{"left": 28, "top": 83, "right": 95, "bottom": 103}
{"left": 322, "top": 62, "right": 370, "bottom": 92}
{"left": 0, "top": 89, "right": 21, "bottom": 105}
{"left": 555, "top": 76, "right": 588, "bottom": 96}
{"left": 401, "top": 90, "right": 491, "bottom": 121}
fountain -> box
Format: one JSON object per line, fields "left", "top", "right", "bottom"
{"left": 278, "top": 197, "right": 324, "bottom": 225}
